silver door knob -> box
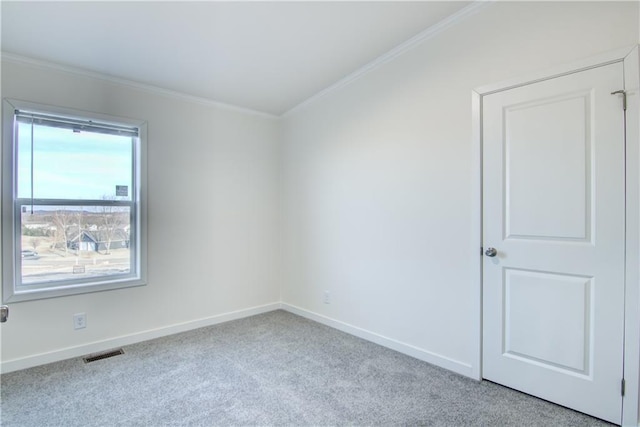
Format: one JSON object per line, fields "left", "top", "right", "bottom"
{"left": 485, "top": 247, "right": 497, "bottom": 257}
{"left": 0, "top": 305, "right": 8, "bottom": 323}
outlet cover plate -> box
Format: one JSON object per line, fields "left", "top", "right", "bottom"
{"left": 74, "top": 313, "right": 86, "bottom": 330}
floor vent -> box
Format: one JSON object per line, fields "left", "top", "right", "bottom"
{"left": 83, "top": 349, "right": 124, "bottom": 363}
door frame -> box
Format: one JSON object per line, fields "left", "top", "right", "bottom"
{"left": 471, "top": 45, "right": 640, "bottom": 426}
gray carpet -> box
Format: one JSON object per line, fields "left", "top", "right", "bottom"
{"left": 1, "top": 310, "right": 612, "bottom": 426}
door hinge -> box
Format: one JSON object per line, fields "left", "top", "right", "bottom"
{"left": 611, "top": 90, "right": 627, "bottom": 111}
{"left": 621, "top": 378, "right": 626, "bottom": 396}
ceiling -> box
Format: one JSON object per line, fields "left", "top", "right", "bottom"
{"left": 1, "top": 1, "right": 472, "bottom": 116}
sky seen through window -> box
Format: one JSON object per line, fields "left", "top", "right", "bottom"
{"left": 17, "top": 123, "right": 133, "bottom": 201}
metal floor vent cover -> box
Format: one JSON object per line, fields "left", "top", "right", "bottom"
{"left": 83, "top": 348, "right": 124, "bottom": 363}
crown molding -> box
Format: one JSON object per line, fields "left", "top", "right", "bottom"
{"left": 0, "top": 52, "right": 279, "bottom": 120}
{"left": 282, "top": 0, "right": 494, "bottom": 119}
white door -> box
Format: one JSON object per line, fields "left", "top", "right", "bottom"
{"left": 482, "top": 62, "right": 625, "bottom": 424}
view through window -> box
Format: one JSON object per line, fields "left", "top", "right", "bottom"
{"left": 2, "top": 100, "right": 146, "bottom": 301}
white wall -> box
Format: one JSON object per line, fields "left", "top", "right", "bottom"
{"left": 0, "top": 59, "right": 282, "bottom": 369}
{"left": 281, "top": 1, "right": 639, "bottom": 377}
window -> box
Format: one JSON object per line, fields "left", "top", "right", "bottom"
{"left": 2, "top": 99, "right": 147, "bottom": 302}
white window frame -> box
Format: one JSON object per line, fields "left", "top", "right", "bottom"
{"left": 1, "top": 99, "right": 147, "bottom": 302}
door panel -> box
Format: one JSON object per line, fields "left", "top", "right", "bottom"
{"left": 503, "top": 268, "right": 591, "bottom": 374}
{"left": 482, "top": 62, "right": 624, "bottom": 423}
{"left": 505, "top": 93, "right": 590, "bottom": 241}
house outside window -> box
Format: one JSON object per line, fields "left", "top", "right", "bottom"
{"left": 2, "top": 99, "right": 147, "bottom": 302}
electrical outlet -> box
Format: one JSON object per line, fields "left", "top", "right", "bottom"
{"left": 73, "top": 313, "right": 87, "bottom": 330}
{"left": 323, "top": 290, "right": 331, "bottom": 304}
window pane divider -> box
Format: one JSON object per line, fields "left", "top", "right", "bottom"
{"left": 16, "top": 198, "right": 134, "bottom": 207}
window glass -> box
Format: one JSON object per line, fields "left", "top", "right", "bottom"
{"left": 20, "top": 205, "right": 132, "bottom": 286}
{"left": 17, "top": 122, "right": 133, "bottom": 200}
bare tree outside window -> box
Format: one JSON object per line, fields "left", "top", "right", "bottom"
{"left": 51, "top": 209, "right": 74, "bottom": 255}
{"left": 73, "top": 209, "right": 85, "bottom": 254}
{"left": 97, "top": 196, "right": 128, "bottom": 255}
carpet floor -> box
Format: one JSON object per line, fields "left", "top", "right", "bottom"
{"left": 1, "top": 310, "right": 613, "bottom": 426}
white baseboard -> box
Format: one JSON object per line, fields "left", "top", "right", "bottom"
{"left": 282, "top": 303, "right": 474, "bottom": 378}
{"left": 1, "top": 302, "right": 282, "bottom": 374}
{"left": 3, "top": 302, "right": 474, "bottom": 379}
